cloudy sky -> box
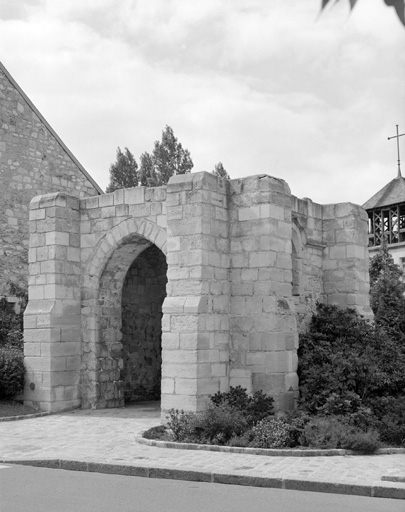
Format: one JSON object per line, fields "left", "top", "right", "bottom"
{"left": 0, "top": 0, "right": 404, "bottom": 205}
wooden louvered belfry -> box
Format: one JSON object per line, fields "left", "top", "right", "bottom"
{"left": 364, "top": 126, "right": 405, "bottom": 249}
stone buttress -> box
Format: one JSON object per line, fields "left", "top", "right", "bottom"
{"left": 24, "top": 193, "right": 81, "bottom": 412}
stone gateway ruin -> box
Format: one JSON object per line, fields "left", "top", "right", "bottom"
{"left": 23, "top": 172, "right": 371, "bottom": 414}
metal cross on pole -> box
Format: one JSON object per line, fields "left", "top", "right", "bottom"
{"left": 388, "top": 124, "right": 405, "bottom": 178}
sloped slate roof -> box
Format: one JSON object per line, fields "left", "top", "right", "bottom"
{"left": 0, "top": 61, "right": 103, "bottom": 195}
{"left": 363, "top": 175, "right": 405, "bottom": 210}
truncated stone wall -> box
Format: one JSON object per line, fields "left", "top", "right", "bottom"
{"left": 291, "top": 198, "right": 372, "bottom": 332}
{"left": 24, "top": 171, "right": 372, "bottom": 414}
{"left": 322, "top": 203, "right": 371, "bottom": 316}
{"left": 161, "top": 172, "right": 230, "bottom": 412}
{"left": 229, "top": 176, "right": 298, "bottom": 410}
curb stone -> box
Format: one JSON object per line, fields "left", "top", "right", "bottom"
{"left": 1, "top": 459, "right": 404, "bottom": 500}
{"left": 0, "top": 405, "right": 82, "bottom": 422}
{"left": 382, "top": 476, "right": 405, "bottom": 483}
{"left": 0, "top": 411, "right": 52, "bottom": 422}
{"left": 135, "top": 434, "right": 405, "bottom": 457}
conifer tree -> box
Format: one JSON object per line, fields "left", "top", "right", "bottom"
{"left": 106, "top": 147, "right": 138, "bottom": 192}
{"left": 140, "top": 125, "right": 193, "bottom": 187}
{"left": 138, "top": 151, "right": 159, "bottom": 187}
{"left": 107, "top": 126, "right": 193, "bottom": 191}
{"left": 369, "top": 241, "right": 405, "bottom": 338}
{"left": 212, "top": 162, "right": 230, "bottom": 180}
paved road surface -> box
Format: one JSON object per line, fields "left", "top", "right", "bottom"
{"left": 0, "top": 465, "right": 403, "bottom": 512}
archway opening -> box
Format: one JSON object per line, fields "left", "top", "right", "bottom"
{"left": 89, "top": 233, "right": 167, "bottom": 410}
{"left": 121, "top": 244, "right": 167, "bottom": 403}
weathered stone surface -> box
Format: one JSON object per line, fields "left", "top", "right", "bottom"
{"left": 24, "top": 171, "right": 371, "bottom": 414}
{"left": 0, "top": 63, "right": 101, "bottom": 295}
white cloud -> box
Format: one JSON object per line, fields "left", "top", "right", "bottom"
{"left": 0, "top": 0, "right": 403, "bottom": 203}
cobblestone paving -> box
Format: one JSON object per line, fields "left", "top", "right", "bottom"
{"left": 1, "top": 404, "right": 404, "bottom": 491}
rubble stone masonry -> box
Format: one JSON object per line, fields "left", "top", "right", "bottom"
{"left": 24, "top": 172, "right": 372, "bottom": 414}
{"left": 0, "top": 63, "right": 101, "bottom": 295}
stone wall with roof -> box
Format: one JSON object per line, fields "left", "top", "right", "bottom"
{"left": 0, "top": 63, "right": 101, "bottom": 295}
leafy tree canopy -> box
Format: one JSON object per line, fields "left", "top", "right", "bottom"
{"left": 138, "top": 151, "right": 156, "bottom": 187}
{"left": 106, "top": 147, "right": 138, "bottom": 193}
{"left": 212, "top": 162, "right": 230, "bottom": 181}
{"left": 298, "top": 303, "right": 405, "bottom": 413}
{"left": 108, "top": 126, "right": 194, "bottom": 191}
{"left": 139, "top": 125, "right": 193, "bottom": 187}
{"left": 321, "top": 0, "right": 405, "bottom": 27}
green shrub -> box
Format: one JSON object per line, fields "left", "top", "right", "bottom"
{"left": 142, "top": 425, "right": 166, "bottom": 440}
{"left": 0, "top": 284, "right": 27, "bottom": 348}
{"left": 0, "top": 345, "right": 25, "bottom": 399}
{"left": 377, "top": 419, "right": 405, "bottom": 447}
{"left": 367, "top": 396, "right": 405, "bottom": 446}
{"left": 248, "top": 418, "right": 293, "bottom": 448}
{"left": 301, "top": 416, "right": 342, "bottom": 449}
{"left": 166, "top": 388, "right": 274, "bottom": 445}
{"left": 345, "top": 405, "right": 377, "bottom": 432}
{"left": 369, "top": 243, "right": 405, "bottom": 339}
{"left": 211, "top": 385, "right": 249, "bottom": 409}
{"left": 245, "top": 390, "right": 275, "bottom": 425}
{"left": 317, "top": 392, "right": 361, "bottom": 416}
{"left": 0, "top": 299, "right": 19, "bottom": 347}
{"left": 166, "top": 405, "right": 248, "bottom": 445}
{"left": 338, "top": 428, "right": 381, "bottom": 453}
{"left": 227, "top": 433, "right": 251, "bottom": 447}
{"left": 165, "top": 409, "right": 196, "bottom": 442}
{"left": 285, "top": 409, "right": 312, "bottom": 447}
{"left": 193, "top": 404, "right": 248, "bottom": 445}
{"left": 298, "top": 304, "right": 405, "bottom": 414}
{"left": 210, "top": 386, "right": 274, "bottom": 426}
{"left": 6, "top": 330, "right": 24, "bottom": 349}
{"left": 301, "top": 416, "right": 380, "bottom": 453}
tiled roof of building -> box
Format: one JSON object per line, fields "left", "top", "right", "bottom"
{"left": 363, "top": 175, "right": 405, "bottom": 210}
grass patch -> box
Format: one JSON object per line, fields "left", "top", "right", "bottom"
{"left": 0, "top": 400, "right": 37, "bottom": 418}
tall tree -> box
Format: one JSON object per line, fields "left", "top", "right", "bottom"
{"left": 212, "top": 162, "right": 230, "bottom": 180}
{"left": 369, "top": 241, "right": 405, "bottom": 338}
{"left": 107, "top": 126, "right": 193, "bottom": 191}
{"left": 138, "top": 152, "right": 158, "bottom": 187}
{"left": 106, "top": 147, "right": 138, "bottom": 193}
{"left": 321, "top": 0, "right": 405, "bottom": 27}
{"left": 149, "top": 125, "right": 193, "bottom": 186}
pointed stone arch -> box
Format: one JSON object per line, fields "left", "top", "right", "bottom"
{"left": 84, "top": 218, "right": 167, "bottom": 289}
{"left": 80, "top": 218, "right": 167, "bottom": 408}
